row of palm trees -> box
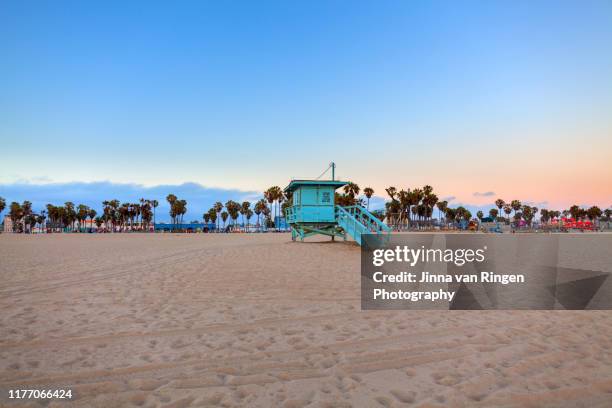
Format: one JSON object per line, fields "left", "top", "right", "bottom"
{"left": 0, "top": 188, "right": 284, "bottom": 233}
{"left": 380, "top": 189, "right": 612, "bottom": 229}
{"left": 201, "top": 199, "right": 272, "bottom": 232}
{"left": 1, "top": 189, "right": 610, "bottom": 233}
{"left": 488, "top": 199, "right": 610, "bottom": 228}
{"left": 383, "top": 185, "right": 441, "bottom": 226}
{"left": 100, "top": 199, "right": 159, "bottom": 232}
{"left": 2, "top": 199, "right": 47, "bottom": 233}
{"left": 0, "top": 198, "right": 161, "bottom": 233}
{"left": 201, "top": 184, "right": 307, "bottom": 232}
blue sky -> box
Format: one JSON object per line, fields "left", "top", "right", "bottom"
{"left": 1, "top": 0, "right": 611, "bottom": 219}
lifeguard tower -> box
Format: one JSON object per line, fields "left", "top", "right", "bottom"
{"left": 284, "top": 163, "right": 391, "bottom": 246}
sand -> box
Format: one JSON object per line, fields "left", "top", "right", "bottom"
{"left": 1, "top": 233, "right": 612, "bottom": 407}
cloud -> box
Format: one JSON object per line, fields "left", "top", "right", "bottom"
{"left": 523, "top": 200, "right": 549, "bottom": 207}
{"left": 442, "top": 196, "right": 456, "bottom": 202}
{"left": 0, "top": 181, "right": 260, "bottom": 222}
{"left": 362, "top": 195, "right": 387, "bottom": 211}
{"left": 473, "top": 191, "right": 495, "bottom": 197}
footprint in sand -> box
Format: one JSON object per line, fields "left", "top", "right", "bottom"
{"left": 140, "top": 354, "right": 153, "bottom": 362}
{"left": 319, "top": 357, "right": 336, "bottom": 369}
{"left": 286, "top": 336, "right": 302, "bottom": 346}
{"left": 374, "top": 396, "right": 393, "bottom": 407}
{"left": 390, "top": 389, "right": 416, "bottom": 403}
{"left": 323, "top": 323, "right": 335, "bottom": 331}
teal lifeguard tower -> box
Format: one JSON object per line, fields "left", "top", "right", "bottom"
{"left": 284, "top": 163, "right": 391, "bottom": 246}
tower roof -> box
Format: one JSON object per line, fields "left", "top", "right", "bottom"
{"left": 283, "top": 179, "right": 347, "bottom": 193}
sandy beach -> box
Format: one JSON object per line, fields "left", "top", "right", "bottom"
{"left": 1, "top": 233, "right": 612, "bottom": 407}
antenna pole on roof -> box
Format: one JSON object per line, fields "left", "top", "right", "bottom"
{"left": 330, "top": 162, "right": 335, "bottom": 181}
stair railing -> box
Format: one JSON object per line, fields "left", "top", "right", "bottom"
{"left": 335, "top": 205, "right": 391, "bottom": 245}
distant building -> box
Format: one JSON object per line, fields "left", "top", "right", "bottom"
{"left": 274, "top": 216, "right": 288, "bottom": 230}
{"left": 3, "top": 215, "right": 16, "bottom": 233}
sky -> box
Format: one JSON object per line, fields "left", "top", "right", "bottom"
{"left": 1, "top": 0, "right": 611, "bottom": 220}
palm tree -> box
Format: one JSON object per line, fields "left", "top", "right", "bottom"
{"left": 385, "top": 186, "right": 397, "bottom": 199}
{"left": 363, "top": 187, "right": 374, "bottom": 210}
{"left": 254, "top": 199, "right": 266, "bottom": 230}
{"left": 476, "top": 211, "right": 484, "bottom": 222}
{"left": 489, "top": 208, "right": 498, "bottom": 220}
{"left": 151, "top": 200, "right": 158, "bottom": 228}
{"left": 88, "top": 209, "right": 97, "bottom": 232}
{"left": 214, "top": 202, "right": 223, "bottom": 232}
{"left": 343, "top": 182, "right": 360, "bottom": 204}
{"left": 273, "top": 186, "right": 283, "bottom": 227}
{"left": 20, "top": 201, "right": 32, "bottom": 233}
{"left": 105, "top": 199, "right": 119, "bottom": 232}
{"left": 503, "top": 204, "right": 512, "bottom": 223}
{"left": 495, "top": 199, "right": 505, "bottom": 218}
{"left": 38, "top": 210, "right": 47, "bottom": 233}
{"left": 224, "top": 200, "right": 240, "bottom": 231}
{"left": 397, "top": 190, "right": 410, "bottom": 226}
{"left": 64, "top": 202, "right": 76, "bottom": 231}
{"left": 246, "top": 209, "right": 253, "bottom": 229}
{"left": 133, "top": 203, "right": 141, "bottom": 228}
{"left": 436, "top": 201, "right": 448, "bottom": 223}
{"left": 464, "top": 209, "right": 472, "bottom": 221}
{"left": 586, "top": 206, "right": 602, "bottom": 223}
{"left": 264, "top": 188, "right": 274, "bottom": 225}
{"left": 166, "top": 194, "right": 177, "bottom": 229}
{"left": 540, "top": 209, "right": 549, "bottom": 224}
{"left": 240, "top": 201, "right": 251, "bottom": 231}
{"left": 569, "top": 205, "right": 581, "bottom": 221}
{"left": 24, "top": 213, "right": 37, "bottom": 233}
{"left": 276, "top": 188, "right": 285, "bottom": 224}
{"left": 176, "top": 200, "right": 187, "bottom": 227}
{"left": 454, "top": 206, "right": 466, "bottom": 223}
{"left": 521, "top": 205, "right": 533, "bottom": 228}
{"left": 46, "top": 204, "right": 57, "bottom": 232}
{"left": 510, "top": 200, "right": 522, "bottom": 219}
{"left": 410, "top": 189, "right": 423, "bottom": 224}
{"left": 262, "top": 205, "right": 272, "bottom": 228}
{"left": 264, "top": 186, "right": 283, "bottom": 230}
{"left": 207, "top": 208, "right": 216, "bottom": 230}
{"left": 140, "top": 200, "right": 153, "bottom": 231}
{"left": 531, "top": 207, "right": 538, "bottom": 224}
{"left": 119, "top": 203, "right": 129, "bottom": 231}
{"left": 9, "top": 202, "right": 23, "bottom": 232}
{"left": 94, "top": 216, "right": 103, "bottom": 229}
{"left": 76, "top": 204, "right": 89, "bottom": 232}
{"left": 221, "top": 211, "right": 229, "bottom": 231}
{"left": 422, "top": 187, "right": 438, "bottom": 226}
{"left": 229, "top": 207, "right": 239, "bottom": 230}
{"left": 203, "top": 212, "right": 211, "bottom": 228}
{"left": 445, "top": 207, "right": 456, "bottom": 225}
